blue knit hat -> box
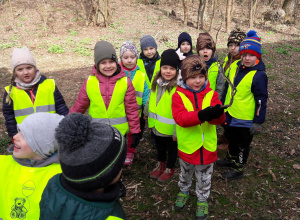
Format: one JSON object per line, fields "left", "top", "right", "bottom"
{"left": 140, "top": 35, "right": 157, "bottom": 51}
{"left": 178, "top": 32, "right": 192, "bottom": 49}
{"left": 239, "top": 30, "right": 262, "bottom": 59}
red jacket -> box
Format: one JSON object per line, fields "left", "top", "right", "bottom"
{"left": 172, "top": 83, "right": 225, "bottom": 165}
{"left": 70, "top": 66, "right": 140, "bottom": 134}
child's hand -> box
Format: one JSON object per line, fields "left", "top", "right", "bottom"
{"left": 250, "top": 123, "right": 262, "bottom": 135}
{"left": 172, "top": 136, "right": 177, "bottom": 142}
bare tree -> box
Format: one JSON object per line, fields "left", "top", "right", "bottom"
{"left": 226, "top": 0, "right": 234, "bottom": 33}
{"left": 282, "top": 0, "right": 297, "bottom": 23}
{"left": 249, "top": 0, "right": 258, "bottom": 28}
{"left": 197, "top": 0, "right": 207, "bottom": 30}
{"left": 183, "top": 0, "right": 188, "bottom": 25}
{"left": 209, "top": 0, "right": 217, "bottom": 32}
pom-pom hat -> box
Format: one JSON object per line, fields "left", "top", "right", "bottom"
{"left": 55, "top": 113, "right": 126, "bottom": 191}
{"left": 239, "top": 30, "right": 262, "bottom": 59}
{"left": 181, "top": 55, "right": 207, "bottom": 82}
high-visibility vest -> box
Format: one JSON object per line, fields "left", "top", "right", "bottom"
{"left": 148, "top": 86, "right": 176, "bottom": 135}
{"left": 86, "top": 76, "right": 129, "bottom": 135}
{"left": 132, "top": 70, "right": 146, "bottom": 117}
{"left": 137, "top": 59, "right": 161, "bottom": 88}
{"left": 223, "top": 57, "right": 240, "bottom": 78}
{"left": 5, "top": 79, "right": 56, "bottom": 124}
{"left": 207, "top": 62, "right": 220, "bottom": 91}
{"left": 0, "top": 155, "right": 61, "bottom": 220}
{"left": 176, "top": 90, "right": 217, "bottom": 154}
{"left": 224, "top": 63, "right": 256, "bottom": 120}
{"left": 223, "top": 56, "right": 228, "bottom": 69}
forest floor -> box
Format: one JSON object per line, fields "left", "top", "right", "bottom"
{"left": 0, "top": 0, "right": 299, "bottom": 219}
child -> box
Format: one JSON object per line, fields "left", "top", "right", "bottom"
{"left": 218, "top": 30, "right": 268, "bottom": 181}
{"left": 0, "top": 112, "right": 63, "bottom": 220}
{"left": 2, "top": 47, "right": 69, "bottom": 138}
{"left": 196, "top": 33, "right": 224, "bottom": 98}
{"left": 39, "top": 113, "right": 127, "bottom": 219}
{"left": 223, "top": 28, "right": 246, "bottom": 75}
{"left": 172, "top": 55, "right": 225, "bottom": 220}
{"left": 137, "top": 35, "right": 161, "bottom": 88}
{"left": 143, "top": 49, "right": 180, "bottom": 182}
{"left": 69, "top": 41, "right": 141, "bottom": 147}
{"left": 119, "top": 41, "right": 149, "bottom": 165}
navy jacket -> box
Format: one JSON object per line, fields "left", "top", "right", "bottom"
{"left": 221, "top": 59, "right": 268, "bottom": 126}
{"left": 2, "top": 75, "right": 69, "bottom": 137}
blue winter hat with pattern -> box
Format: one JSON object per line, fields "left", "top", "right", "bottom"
{"left": 239, "top": 30, "right": 262, "bottom": 59}
{"left": 140, "top": 35, "right": 157, "bottom": 51}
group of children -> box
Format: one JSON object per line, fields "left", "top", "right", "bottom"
{"left": 1, "top": 28, "right": 268, "bottom": 220}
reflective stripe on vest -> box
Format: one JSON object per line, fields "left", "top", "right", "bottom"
{"left": 148, "top": 86, "right": 176, "bottom": 135}
{"left": 5, "top": 79, "right": 56, "bottom": 124}
{"left": 137, "top": 59, "right": 161, "bottom": 88}
{"left": 207, "top": 62, "right": 219, "bottom": 91}
{"left": 86, "top": 76, "right": 129, "bottom": 135}
{"left": 225, "top": 64, "right": 256, "bottom": 120}
{"left": 132, "top": 70, "right": 146, "bottom": 117}
{"left": 0, "top": 155, "right": 61, "bottom": 220}
{"left": 176, "top": 90, "right": 217, "bottom": 154}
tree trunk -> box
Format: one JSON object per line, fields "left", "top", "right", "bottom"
{"left": 197, "top": 0, "right": 207, "bottom": 30}
{"left": 209, "top": 0, "right": 216, "bottom": 32}
{"left": 282, "top": 0, "right": 296, "bottom": 23}
{"left": 182, "top": 0, "right": 188, "bottom": 25}
{"left": 226, "top": 0, "right": 233, "bottom": 33}
{"left": 249, "top": 0, "right": 258, "bottom": 28}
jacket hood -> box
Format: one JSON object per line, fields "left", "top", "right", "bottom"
{"left": 91, "top": 65, "right": 127, "bottom": 83}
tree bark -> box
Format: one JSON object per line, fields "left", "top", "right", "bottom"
{"left": 182, "top": 0, "right": 188, "bottom": 25}
{"left": 226, "top": 0, "right": 233, "bottom": 33}
{"left": 197, "top": 0, "right": 207, "bottom": 30}
{"left": 249, "top": 0, "right": 258, "bottom": 28}
{"left": 209, "top": 0, "right": 216, "bottom": 32}
{"left": 282, "top": 0, "right": 296, "bottom": 23}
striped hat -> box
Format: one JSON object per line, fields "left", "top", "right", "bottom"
{"left": 239, "top": 30, "right": 262, "bottom": 59}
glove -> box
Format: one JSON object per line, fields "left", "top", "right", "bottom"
{"left": 250, "top": 123, "right": 262, "bottom": 135}
{"left": 210, "top": 104, "right": 224, "bottom": 119}
{"left": 131, "top": 133, "right": 141, "bottom": 149}
{"left": 176, "top": 48, "right": 186, "bottom": 61}
{"left": 198, "top": 107, "right": 213, "bottom": 122}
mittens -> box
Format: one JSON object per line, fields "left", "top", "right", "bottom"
{"left": 131, "top": 133, "right": 141, "bottom": 149}
{"left": 250, "top": 123, "right": 262, "bottom": 135}
{"left": 198, "top": 104, "right": 224, "bottom": 122}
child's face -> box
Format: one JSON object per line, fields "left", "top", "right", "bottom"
{"left": 180, "top": 41, "right": 191, "bottom": 54}
{"left": 242, "top": 53, "right": 257, "bottom": 67}
{"left": 121, "top": 51, "right": 137, "bottom": 70}
{"left": 14, "top": 64, "right": 36, "bottom": 83}
{"left": 98, "top": 59, "right": 118, "bottom": 76}
{"left": 198, "top": 48, "right": 213, "bottom": 61}
{"left": 143, "top": 47, "right": 156, "bottom": 59}
{"left": 161, "top": 65, "right": 177, "bottom": 81}
{"left": 228, "top": 43, "right": 239, "bottom": 56}
{"left": 186, "top": 74, "right": 206, "bottom": 91}
{"left": 13, "top": 132, "right": 43, "bottom": 160}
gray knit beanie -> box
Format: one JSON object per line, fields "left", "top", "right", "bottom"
{"left": 94, "top": 41, "right": 118, "bottom": 67}
{"left": 120, "top": 41, "right": 139, "bottom": 59}
{"left": 11, "top": 46, "right": 36, "bottom": 72}
{"left": 17, "top": 113, "right": 64, "bottom": 158}
{"left": 55, "top": 113, "right": 126, "bottom": 191}
{"left": 140, "top": 35, "right": 157, "bottom": 51}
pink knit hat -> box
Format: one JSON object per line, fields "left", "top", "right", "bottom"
{"left": 11, "top": 47, "right": 36, "bottom": 72}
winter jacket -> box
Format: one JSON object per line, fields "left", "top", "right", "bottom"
{"left": 40, "top": 174, "right": 127, "bottom": 220}
{"left": 2, "top": 75, "right": 69, "bottom": 137}
{"left": 172, "top": 80, "right": 225, "bottom": 165}
{"left": 121, "top": 64, "right": 149, "bottom": 106}
{"left": 69, "top": 66, "right": 140, "bottom": 134}
{"left": 221, "top": 59, "right": 268, "bottom": 127}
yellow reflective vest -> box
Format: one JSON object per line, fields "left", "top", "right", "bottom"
{"left": 0, "top": 155, "right": 61, "bottom": 220}
{"left": 176, "top": 90, "right": 217, "bottom": 154}
{"left": 137, "top": 59, "right": 161, "bottom": 88}
{"left": 148, "top": 86, "right": 176, "bottom": 135}
{"left": 86, "top": 76, "right": 129, "bottom": 135}
{"left": 208, "top": 62, "right": 220, "bottom": 91}
{"left": 5, "top": 79, "right": 56, "bottom": 124}
{"left": 132, "top": 70, "right": 146, "bottom": 117}
{"left": 224, "top": 63, "right": 256, "bottom": 120}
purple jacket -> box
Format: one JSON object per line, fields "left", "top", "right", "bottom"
{"left": 70, "top": 66, "right": 140, "bottom": 134}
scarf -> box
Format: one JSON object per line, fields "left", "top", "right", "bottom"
{"left": 14, "top": 70, "right": 41, "bottom": 90}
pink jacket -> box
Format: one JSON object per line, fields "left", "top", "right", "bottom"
{"left": 70, "top": 66, "right": 140, "bottom": 134}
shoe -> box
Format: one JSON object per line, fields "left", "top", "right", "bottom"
{"left": 149, "top": 161, "right": 166, "bottom": 179}
{"left": 158, "top": 168, "right": 174, "bottom": 182}
{"left": 196, "top": 201, "right": 208, "bottom": 220}
{"left": 174, "top": 192, "right": 189, "bottom": 211}
{"left": 221, "top": 167, "right": 244, "bottom": 181}
{"left": 216, "top": 156, "right": 234, "bottom": 167}
{"left": 124, "top": 153, "right": 134, "bottom": 165}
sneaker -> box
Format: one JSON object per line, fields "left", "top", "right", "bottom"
{"left": 174, "top": 192, "right": 189, "bottom": 211}
{"left": 221, "top": 167, "right": 244, "bottom": 181}
{"left": 124, "top": 153, "right": 134, "bottom": 165}
{"left": 196, "top": 201, "right": 208, "bottom": 220}
{"left": 157, "top": 168, "right": 174, "bottom": 182}
{"left": 216, "top": 157, "right": 234, "bottom": 167}
{"left": 149, "top": 161, "right": 166, "bottom": 179}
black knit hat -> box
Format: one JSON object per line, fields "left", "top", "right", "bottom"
{"left": 55, "top": 113, "right": 126, "bottom": 192}
{"left": 227, "top": 28, "right": 246, "bottom": 47}
{"left": 178, "top": 32, "right": 192, "bottom": 49}
{"left": 160, "top": 49, "right": 180, "bottom": 70}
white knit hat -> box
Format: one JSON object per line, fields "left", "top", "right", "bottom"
{"left": 11, "top": 47, "right": 36, "bottom": 72}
